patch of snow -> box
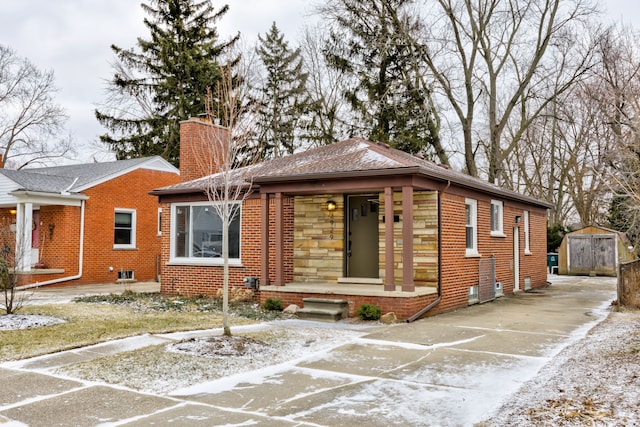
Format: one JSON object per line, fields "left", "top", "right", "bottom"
{"left": 0, "top": 314, "right": 65, "bottom": 330}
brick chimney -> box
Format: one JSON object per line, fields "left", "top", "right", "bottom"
{"left": 179, "top": 117, "right": 230, "bottom": 182}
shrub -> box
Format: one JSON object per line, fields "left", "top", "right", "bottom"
{"left": 262, "top": 297, "right": 284, "bottom": 311}
{"left": 357, "top": 303, "right": 382, "bottom": 320}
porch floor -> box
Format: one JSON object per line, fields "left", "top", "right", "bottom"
{"left": 260, "top": 282, "right": 437, "bottom": 298}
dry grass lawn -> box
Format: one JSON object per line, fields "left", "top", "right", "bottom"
{"left": 0, "top": 302, "right": 255, "bottom": 362}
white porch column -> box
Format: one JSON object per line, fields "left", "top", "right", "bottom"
{"left": 15, "top": 202, "right": 33, "bottom": 271}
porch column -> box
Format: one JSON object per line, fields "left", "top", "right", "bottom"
{"left": 274, "top": 192, "right": 284, "bottom": 286}
{"left": 402, "top": 186, "right": 415, "bottom": 292}
{"left": 384, "top": 187, "right": 395, "bottom": 291}
{"left": 260, "top": 193, "right": 270, "bottom": 287}
{"left": 15, "top": 202, "right": 33, "bottom": 271}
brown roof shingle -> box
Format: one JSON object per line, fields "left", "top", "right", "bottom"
{"left": 151, "top": 138, "right": 551, "bottom": 208}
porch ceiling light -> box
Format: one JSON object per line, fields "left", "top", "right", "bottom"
{"left": 9, "top": 209, "right": 16, "bottom": 215}
{"left": 326, "top": 200, "right": 337, "bottom": 211}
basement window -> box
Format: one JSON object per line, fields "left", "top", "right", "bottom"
{"left": 117, "top": 270, "right": 134, "bottom": 281}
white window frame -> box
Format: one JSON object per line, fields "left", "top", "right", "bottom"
{"left": 169, "top": 201, "right": 242, "bottom": 266}
{"left": 465, "top": 198, "right": 479, "bottom": 256}
{"left": 524, "top": 210, "right": 531, "bottom": 254}
{"left": 157, "top": 207, "right": 163, "bottom": 236}
{"left": 490, "top": 200, "right": 505, "bottom": 237}
{"left": 113, "top": 208, "right": 136, "bottom": 249}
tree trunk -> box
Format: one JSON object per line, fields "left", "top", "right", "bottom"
{"left": 222, "top": 202, "right": 231, "bottom": 336}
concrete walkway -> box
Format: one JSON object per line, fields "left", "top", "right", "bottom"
{"left": 0, "top": 275, "right": 617, "bottom": 426}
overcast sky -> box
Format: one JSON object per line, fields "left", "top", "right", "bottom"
{"left": 0, "top": 0, "right": 637, "bottom": 165}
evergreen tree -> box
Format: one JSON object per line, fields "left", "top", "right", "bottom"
{"left": 255, "top": 22, "right": 309, "bottom": 158}
{"left": 320, "top": 0, "right": 447, "bottom": 162}
{"left": 95, "top": 0, "right": 238, "bottom": 167}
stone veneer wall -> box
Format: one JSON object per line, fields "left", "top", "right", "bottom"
{"left": 379, "top": 191, "right": 439, "bottom": 286}
{"left": 293, "top": 194, "right": 344, "bottom": 282}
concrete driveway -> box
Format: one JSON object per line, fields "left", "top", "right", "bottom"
{"left": 0, "top": 275, "right": 616, "bottom": 426}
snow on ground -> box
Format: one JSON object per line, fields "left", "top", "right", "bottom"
{"left": 0, "top": 314, "right": 64, "bottom": 330}
{"left": 2, "top": 280, "right": 639, "bottom": 425}
{"left": 484, "top": 309, "right": 640, "bottom": 426}
{"left": 57, "top": 321, "right": 370, "bottom": 395}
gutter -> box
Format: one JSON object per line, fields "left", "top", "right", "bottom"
{"left": 17, "top": 199, "right": 85, "bottom": 290}
{"left": 406, "top": 180, "right": 450, "bottom": 322}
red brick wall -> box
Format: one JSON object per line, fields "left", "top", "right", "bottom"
{"left": 159, "top": 187, "right": 548, "bottom": 320}
{"left": 260, "top": 289, "right": 439, "bottom": 320}
{"left": 179, "top": 118, "right": 229, "bottom": 182}
{"left": 76, "top": 168, "right": 180, "bottom": 284}
{"left": 434, "top": 192, "right": 548, "bottom": 316}
{"left": 160, "top": 196, "right": 294, "bottom": 296}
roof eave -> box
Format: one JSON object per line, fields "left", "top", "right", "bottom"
{"left": 150, "top": 182, "right": 255, "bottom": 197}
{"left": 253, "top": 166, "right": 421, "bottom": 184}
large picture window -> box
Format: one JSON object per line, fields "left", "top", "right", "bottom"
{"left": 114, "top": 209, "right": 136, "bottom": 249}
{"left": 171, "top": 202, "right": 241, "bottom": 263}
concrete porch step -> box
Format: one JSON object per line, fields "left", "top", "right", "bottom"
{"left": 298, "top": 298, "right": 348, "bottom": 322}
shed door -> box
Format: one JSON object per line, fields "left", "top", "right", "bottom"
{"left": 568, "top": 234, "right": 616, "bottom": 276}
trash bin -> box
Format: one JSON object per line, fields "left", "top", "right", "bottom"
{"left": 547, "top": 252, "right": 558, "bottom": 274}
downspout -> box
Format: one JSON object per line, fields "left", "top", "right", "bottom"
{"left": 17, "top": 199, "right": 85, "bottom": 290}
{"left": 406, "top": 180, "right": 450, "bottom": 323}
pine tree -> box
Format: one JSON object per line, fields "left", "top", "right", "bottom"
{"left": 95, "top": 0, "right": 238, "bottom": 167}
{"left": 255, "top": 22, "right": 309, "bottom": 158}
{"left": 321, "top": 0, "right": 447, "bottom": 161}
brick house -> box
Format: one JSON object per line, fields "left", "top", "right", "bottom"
{"left": 0, "top": 157, "right": 179, "bottom": 287}
{"left": 152, "top": 118, "right": 551, "bottom": 321}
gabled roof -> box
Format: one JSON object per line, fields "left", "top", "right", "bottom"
{"left": 152, "top": 138, "right": 551, "bottom": 208}
{"left": 0, "top": 156, "right": 178, "bottom": 195}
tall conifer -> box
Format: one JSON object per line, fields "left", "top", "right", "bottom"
{"left": 95, "top": 0, "right": 238, "bottom": 167}
{"left": 321, "top": 0, "right": 444, "bottom": 158}
{"left": 255, "top": 22, "right": 309, "bottom": 158}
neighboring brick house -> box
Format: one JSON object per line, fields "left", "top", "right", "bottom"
{"left": 152, "top": 118, "right": 551, "bottom": 321}
{"left": 0, "top": 157, "right": 179, "bottom": 287}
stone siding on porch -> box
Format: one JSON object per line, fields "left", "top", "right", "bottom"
{"left": 293, "top": 194, "right": 344, "bottom": 283}
{"left": 379, "top": 191, "right": 438, "bottom": 286}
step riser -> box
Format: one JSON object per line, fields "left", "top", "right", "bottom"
{"left": 300, "top": 298, "right": 348, "bottom": 322}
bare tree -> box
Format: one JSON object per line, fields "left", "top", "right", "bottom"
{"left": 385, "top": 0, "right": 599, "bottom": 181}
{"left": 0, "top": 219, "right": 30, "bottom": 314}
{"left": 594, "top": 26, "right": 640, "bottom": 245}
{"left": 0, "top": 45, "right": 74, "bottom": 169}
{"left": 298, "top": 25, "right": 352, "bottom": 148}
{"left": 193, "top": 61, "right": 257, "bottom": 336}
{"left": 505, "top": 74, "right": 614, "bottom": 228}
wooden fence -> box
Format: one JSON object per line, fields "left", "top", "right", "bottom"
{"left": 618, "top": 259, "right": 640, "bottom": 307}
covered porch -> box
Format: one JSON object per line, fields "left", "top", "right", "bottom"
{"left": 254, "top": 172, "right": 446, "bottom": 319}
{"left": 0, "top": 191, "right": 86, "bottom": 286}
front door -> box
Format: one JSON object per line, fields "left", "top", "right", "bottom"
{"left": 31, "top": 210, "right": 40, "bottom": 265}
{"left": 346, "top": 195, "right": 379, "bottom": 278}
